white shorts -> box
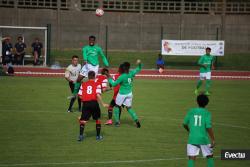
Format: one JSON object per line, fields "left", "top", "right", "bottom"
{"left": 187, "top": 144, "right": 213, "bottom": 157}
{"left": 200, "top": 72, "right": 211, "bottom": 80}
{"left": 115, "top": 92, "right": 133, "bottom": 107}
{"left": 80, "top": 64, "right": 99, "bottom": 77}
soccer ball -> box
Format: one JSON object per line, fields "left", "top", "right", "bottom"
{"left": 159, "top": 68, "right": 164, "bottom": 74}
{"left": 96, "top": 8, "right": 104, "bottom": 17}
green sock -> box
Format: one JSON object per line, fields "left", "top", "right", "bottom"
{"left": 188, "top": 159, "right": 194, "bottom": 167}
{"left": 205, "top": 80, "right": 211, "bottom": 92}
{"left": 73, "top": 82, "right": 81, "bottom": 95}
{"left": 207, "top": 157, "right": 214, "bottom": 167}
{"left": 113, "top": 107, "right": 120, "bottom": 123}
{"left": 196, "top": 80, "right": 202, "bottom": 89}
{"left": 127, "top": 108, "right": 138, "bottom": 122}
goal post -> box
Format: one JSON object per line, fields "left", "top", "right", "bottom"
{"left": 0, "top": 25, "right": 51, "bottom": 66}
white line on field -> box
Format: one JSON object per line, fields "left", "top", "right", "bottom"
{"left": 170, "top": 118, "right": 250, "bottom": 130}
{"left": 14, "top": 72, "right": 250, "bottom": 79}
{"left": 0, "top": 156, "right": 220, "bottom": 166}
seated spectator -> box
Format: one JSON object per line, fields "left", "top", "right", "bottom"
{"left": 31, "top": 38, "right": 43, "bottom": 65}
{"left": 2, "top": 37, "right": 13, "bottom": 65}
{"left": 14, "top": 36, "right": 26, "bottom": 65}
{"left": 156, "top": 54, "right": 165, "bottom": 69}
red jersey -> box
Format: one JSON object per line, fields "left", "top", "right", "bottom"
{"left": 96, "top": 75, "right": 108, "bottom": 90}
{"left": 112, "top": 73, "right": 121, "bottom": 100}
{"left": 78, "top": 80, "right": 102, "bottom": 102}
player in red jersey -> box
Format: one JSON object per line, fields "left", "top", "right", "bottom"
{"left": 77, "top": 71, "right": 108, "bottom": 141}
{"left": 105, "top": 64, "right": 123, "bottom": 125}
{"left": 96, "top": 68, "right": 109, "bottom": 92}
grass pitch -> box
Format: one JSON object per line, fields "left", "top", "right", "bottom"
{"left": 0, "top": 77, "right": 250, "bottom": 167}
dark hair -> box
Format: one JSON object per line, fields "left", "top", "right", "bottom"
{"left": 89, "top": 35, "right": 96, "bottom": 40}
{"left": 206, "top": 47, "right": 211, "bottom": 51}
{"left": 88, "top": 71, "right": 96, "bottom": 79}
{"left": 118, "top": 63, "right": 124, "bottom": 73}
{"left": 123, "top": 62, "right": 130, "bottom": 73}
{"left": 18, "top": 36, "right": 23, "bottom": 40}
{"left": 101, "top": 68, "right": 109, "bottom": 75}
{"left": 72, "top": 55, "right": 79, "bottom": 59}
{"left": 197, "top": 94, "right": 209, "bottom": 108}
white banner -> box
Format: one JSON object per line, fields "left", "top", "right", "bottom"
{"left": 161, "top": 40, "right": 225, "bottom": 56}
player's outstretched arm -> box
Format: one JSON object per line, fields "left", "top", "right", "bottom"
{"left": 207, "top": 128, "right": 215, "bottom": 147}
{"left": 99, "top": 47, "right": 109, "bottom": 67}
{"left": 97, "top": 94, "right": 109, "bottom": 108}
{"left": 130, "top": 59, "right": 143, "bottom": 77}
{"left": 108, "top": 75, "right": 123, "bottom": 87}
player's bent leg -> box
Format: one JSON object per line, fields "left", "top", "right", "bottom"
{"left": 126, "top": 107, "right": 141, "bottom": 128}
{"left": 68, "top": 96, "right": 76, "bottom": 112}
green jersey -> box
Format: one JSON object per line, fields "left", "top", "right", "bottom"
{"left": 108, "top": 64, "right": 142, "bottom": 95}
{"left": 198, "top": 54, "right": 214, "bottom": 73}
{"left": 82, "top": 45, "right": 109, "bottom": 66}
{"left": 183, "top": 107, "right": 212, "bottom": 145}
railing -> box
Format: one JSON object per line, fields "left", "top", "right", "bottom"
{"left": 0, "top": 0, "right": 250, "bottom": 14}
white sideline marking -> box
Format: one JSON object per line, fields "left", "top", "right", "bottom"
{"left": 170, "top": 118, "right": 250, "bottom": 130}
{"left": 0, "top": 156, "right": 220, "bottom": 167}
{"left": 14, "top": 72, "right": 250, "bottom": 79}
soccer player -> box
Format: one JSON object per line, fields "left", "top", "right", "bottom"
{"left": 72, "top": 35, "right": 109, "bottom": 96}
{"left": 105, "top": 64, "right": 123, "bottom": 125}
{"left": 77, "top": 71, "right": 108, "bottom": 141}
{"left": 195, "top": 47, "right": 215, "bottom": 96}
{"left": 96, "top": 68, "right": 109, "bottom": 92}
{"left": 183, "top": 94, "right": 215, "bottom": 167}
{"left": 65, "top": 55, "right": 82, "bottom": 112}
{"left": 105, "top": 60, "right": 142, "bottom": 128}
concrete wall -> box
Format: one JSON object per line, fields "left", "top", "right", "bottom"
{"left": 0, "top": 8, "right": 250, "bottom": 53}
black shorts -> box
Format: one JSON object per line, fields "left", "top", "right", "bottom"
{"left": 81, "top": 101, "right": 101, "bottom": 121}
{"left": 69, "top": 82, "right": 74, "bottom": 93}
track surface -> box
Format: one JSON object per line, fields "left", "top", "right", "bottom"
{"left": 7, "top": 66, "right": 250, "bottom": 80}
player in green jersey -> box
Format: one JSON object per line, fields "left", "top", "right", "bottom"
{"left": 195, "top": 47, "right": 215, "bottom": 96}
{"left": 72, "top": 35, "right": 109, "bottom": 96}
{"left": 105, "top": 60, "right": 142, "bottom": 128}
{"left": 183, "top": 94, "right": 215, "bottom": 167}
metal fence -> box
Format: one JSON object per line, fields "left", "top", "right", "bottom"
{"left": 0, "top": 0, "right": 250, "bottom": 14}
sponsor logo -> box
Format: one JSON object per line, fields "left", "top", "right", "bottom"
{"left": 221, "top": 150, "right": 250, "bottom": 160}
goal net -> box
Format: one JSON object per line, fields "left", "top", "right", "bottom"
{"left": 0, "top": 25, "right": 49, "bottom": 66}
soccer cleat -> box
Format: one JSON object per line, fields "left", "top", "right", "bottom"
{"left": 78, "top": 135, "right": 84, "bottom": 142}
{"left": 105, "top": 119, "right": 113, "bottom": 125}
{"left": 136, "top": 121, "right": 141, "bottom": 128}
{"left": 194, "top": 89, "right": 199, "bottom": 95}
{"left": 96, "top": 135, "right": 103, "bottom": 141}
{"left": 205, "top": 91, "right": 211, "bottom": 96}
{"left": 114, "top": 122, "right": 120, "bottom": 127}
{"left": 67, "top": 110, "right": 72, "bottom": 113}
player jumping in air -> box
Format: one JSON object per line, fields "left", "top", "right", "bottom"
{"left": 65, "top": 55, "right": 82, "bottom": 112}
{"left": 183, "top": 94, "right": 215, "bottom": 167}
{"left": 72, "top": 35, "right": 109, "bottom": 96}
{"left": 77, "top": 71, "right": 108, "bottom": 141}
{"left": 105, "top": 60, "right": 142, "bottom": 128}
{"left": 105, "top": 64, "right": 123, "bottom": 125}
{"left": 195, "top": 47, "right": 215, "bottom": 96}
